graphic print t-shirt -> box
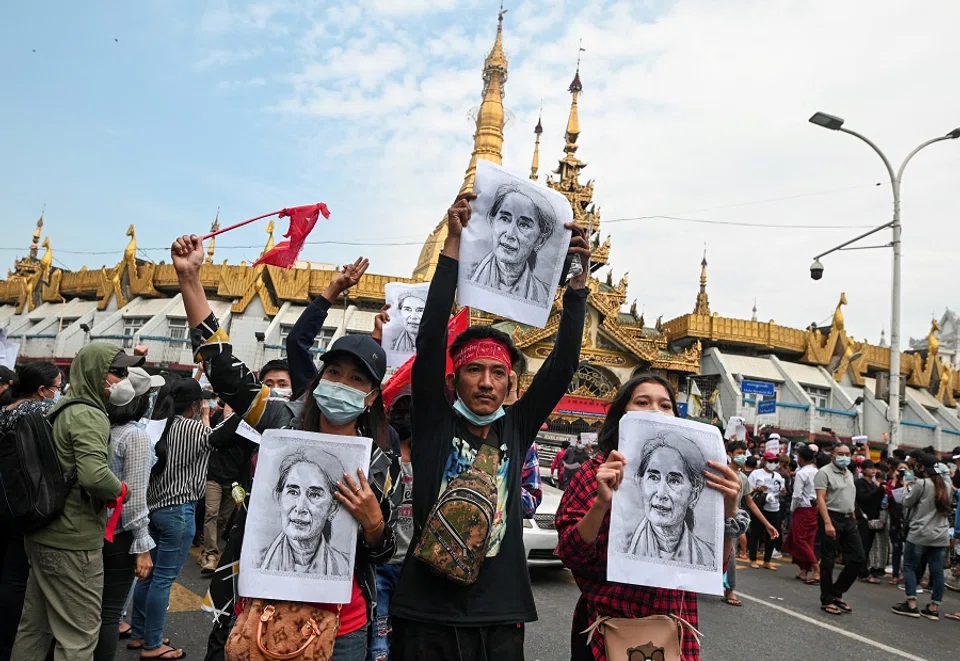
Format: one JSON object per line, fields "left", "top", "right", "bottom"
{"left": 392, "top": 461, "right": 415, "bottom": 562}
{"left": 440, "top": 436, "right": 511, "bottom": 556}
{"left": 749, "top": 469, "right": 786, "bottom": 513}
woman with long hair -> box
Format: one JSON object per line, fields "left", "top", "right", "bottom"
{"left": 555, "top": 374, "right": 742, "bottom": 661}
{"left": 891, "top": 453, "right": 956, "bottom": 620}
{"left": 0, "top": 362, "right": 62, "bottom": 661}
{"left": 171, "top": 234, "right": 397, "bottom": 661}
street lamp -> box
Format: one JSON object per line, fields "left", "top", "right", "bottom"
{"left": 808, "top": 112, "right": 960, "bottom": 451}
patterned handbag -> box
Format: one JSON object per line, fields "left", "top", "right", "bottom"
{"left": 225, "top": 599, "right": 340, "bottom": 661}
{"left": 583, "top": 613, "right": 702, "bottom": 661}
{"left": 413, "top": 437, "right": 500, "bottom": 585}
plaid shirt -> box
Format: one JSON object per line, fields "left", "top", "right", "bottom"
{"left": 521, "top": 443, "right": 543, "bottom": 519}
{"left": 555, "top": 453, "right": 700, "bottom": 661}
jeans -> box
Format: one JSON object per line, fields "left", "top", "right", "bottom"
{"left": 0, "top": 531, "right": 30, "bottom": 661}
{"left": 366, "top": 564, "right": 402, "bottom": 661}
{"left": 890, "top": 527, "right": 904, "bottom": 578}
{"left": 333, "top": 626, "right": 369, "bottom": 661}
{"left": 819, "top": 512, "right": 865, "bottom": 606}
{"left": 94, "top": 531, "right": 136, "bottom": 661}
{"left": 749, "top": 509, "right": 781, "bottom": 563}
{"left": 132, "top": 502, "right": 196, "bottom": 650}
{"left": 725, "top": 547, "right": 737, "bottom": 591}
{"left": 903, "top": 541, "right": 947, "bottom": 604}
{"left": 11, "top": 539, "right": 104, "bottom": 661}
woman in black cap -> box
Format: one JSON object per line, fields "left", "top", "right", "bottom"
{"left": 171, "top": 234, "right": 396, "bottom": 661}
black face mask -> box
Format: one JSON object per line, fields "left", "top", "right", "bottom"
{"left": 389, "top": 412, "right": 412, "bottom": 441}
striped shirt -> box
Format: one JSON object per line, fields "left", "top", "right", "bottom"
{"left": 148, "top": 416, "right": 212, "bottom": 511}
{"left": 109, "top": 422, "right": 157, "bottom": 554}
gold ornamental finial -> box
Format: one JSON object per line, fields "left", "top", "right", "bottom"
{"left": 29, "top": 208, "right": 44, "bottom": 260}
{"left": 205, "top": 208, "right": 220, "bottom": 264}
{"left": 751, "top": 298, "right": 758, "bottom": 322}
{"left": 263, "top": 219, "right": 276, "bottom": 255}
{"left": 563, "top": 40, "right": 584, "bottom": 158}
{"left": 530, "top": 110, "right": 543, "bottom": 181}
{"left": 693, "top": 247, "right": 710, "bottom": 315}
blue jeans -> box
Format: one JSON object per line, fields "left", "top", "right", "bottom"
{"left": 334, "top": 625, "right": 370, "bottom": 661}
{"left": 131, "top": 502, "right": 196, "bottom": 649}
{"left": 366, "top": 564, "right": 402, "bottom": 661}
{"left": 903, "top": 541, "right": 947, "bottom": 604}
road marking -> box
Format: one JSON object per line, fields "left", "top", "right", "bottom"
{"left": 168, "top": 582, "right": 204, "bottom": 612}
{"left": 736, "top": 592, "right": 930, "bottom": 661}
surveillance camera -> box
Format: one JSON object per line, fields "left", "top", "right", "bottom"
{"left": 809, "top": 259, "right": 824, "bottom": 281}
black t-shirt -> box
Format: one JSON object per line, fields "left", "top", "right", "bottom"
{"left": 391, "top": 255, "right": 586, "bottom": 626}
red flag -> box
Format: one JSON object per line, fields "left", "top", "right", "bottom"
{"left": 253, "top": 203, "right": 330, "bottom": 268}
{"left": 383, "top": 307, "right": 469, "bottom": 410}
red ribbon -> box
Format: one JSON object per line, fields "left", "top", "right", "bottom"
{"left": 105, "top": 482, "right": 128, "bottom": 543}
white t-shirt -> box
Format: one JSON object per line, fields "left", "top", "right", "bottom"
{"left": 749, "top": 468, "right": 786, "bottom": 513}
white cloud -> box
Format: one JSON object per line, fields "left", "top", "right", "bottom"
{"left": 228, "top": 0, "right": 960, "bottom": 342}
{"left": 216, "top": 76, "right": 267, "bottom": 91}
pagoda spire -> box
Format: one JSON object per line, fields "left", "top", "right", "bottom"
{"left": 751, "top": 298, "right": 758, "bottom": 322}
{"left": 530, "top": 112, "right": 543, "bottom": 181}
{"left": 262, "top": 220, "right": 276, "bottom": 257}
{"left": 205, "top": 208, "right": 220, "bottom": 265}
{"left": 693, "top": 248, "right": 711, "bottom": 315}
{"left": 29, "top": 209, "right": 44, "bottom": 260}
{"left": 458, "top": 5, "right": 509, "bottom": 195}
{"left": 563, "top": 41, "right": 584, "bottom": 161}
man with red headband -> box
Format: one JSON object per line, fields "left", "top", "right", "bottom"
{"left": 390, "top": 194, "right": 590, "bottom": 661}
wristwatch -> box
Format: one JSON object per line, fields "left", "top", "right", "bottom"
{"left": 724, "top": 509, "right": 750, "bottom": 539}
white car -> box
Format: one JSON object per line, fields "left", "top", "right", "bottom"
{"left": 522, "top": 482, "right": 564, "bottom": 567}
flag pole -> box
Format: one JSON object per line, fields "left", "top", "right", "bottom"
{"left": 201, "top": 210, "right": 282, "bottom": 241}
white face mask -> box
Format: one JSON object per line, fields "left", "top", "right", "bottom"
{"left": 272, "top": 388, "right": 293, "bottom": 400}
{"left": 108, "top": 378, "right": 136, "bottom": 406}
{"left": 766, "top": 462, "right": 779, "bottom": 472}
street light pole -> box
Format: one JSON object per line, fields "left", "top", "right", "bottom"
{"left": 808, "top": 113, "right": 960, "bottom": 451}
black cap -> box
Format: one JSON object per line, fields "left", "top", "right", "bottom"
{"left": 171, "top": 379, "right": 204, "bottom": 404}
{"left": 111, "top": 350, "right": 145, "bottom": 370}
{"left": 320, "top": 335, "right": 386, "bottom": 385}
{"left": 951, "top": 446, "right": 960, "bottom": 460}
{"left": 916, "top": 453, "right": 937, "bottom": 471}
{"left": 0, "top": 365, "right": 15, "bottom": 384}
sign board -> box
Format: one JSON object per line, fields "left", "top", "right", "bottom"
{"left": 677, "top": 402, "right": 689, "bottom": 418}
{"left": 554, "top": 394, "right": 610, "bottom": 419}
{"left": 741, "top": 379, "right": 775, "bottom": 397}
{"left": 757, "top": 399, "right": 777, "bottom": 415}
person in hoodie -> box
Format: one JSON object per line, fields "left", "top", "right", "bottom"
{"left": 11, "top": 343, "right": 141, "bottom": 661}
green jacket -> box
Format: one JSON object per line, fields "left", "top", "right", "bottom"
{"left": 29, "top": 342, "right": 124, "bottom": 551}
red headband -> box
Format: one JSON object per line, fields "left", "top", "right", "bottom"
{"left": 452, "top": 339, "right": 511, "bottom": 372}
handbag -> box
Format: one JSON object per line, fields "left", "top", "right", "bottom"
{"left": 583, "top": 614, "right": 702, "bottom": 661}
{"left": 225, "top": 599, "right": 340, "bottom": 661}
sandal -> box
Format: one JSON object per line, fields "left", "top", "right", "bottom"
{"left": 795, "top": 575, "right": 809, "bottom": 582}
{"left": 888, "top": 578, "right": 901, "bottom": 585}
{"left": 820, "top": 604, "right": 843, "bottom": 615}
{"left": 119, "top": 623, "right": 132, "bottom": 639}
{"left": 722, "top": 596, "right": 743, "bottom": 607}
{"left": 861, "top": 577, "right": 880, "bottom": 584}
{"left": 763, "top": 564, "right": 778, "bottom": 571}
{"left": 944, "top": 612, "right": 960, "bottom": 621}
{"left": 128, "top": 638, "right": 171, "bottom": 650}
{"left": 833, "top": 598, "right": 853, "bottom": 613}
{"left": 140, "top": 645, "right": 186, "bottom": 660}
{"left": 805, "top": 578, "right": 820, "bottom": 585}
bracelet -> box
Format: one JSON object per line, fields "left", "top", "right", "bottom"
{"left": 724, "top": 508, "right": 750, "bottom": 539}
{"left": 362, "top": 518, "right": 384, "bottom": 534}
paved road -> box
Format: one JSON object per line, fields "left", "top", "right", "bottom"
{"left": 116, "top": 549, "right": 959, "bottom": 661}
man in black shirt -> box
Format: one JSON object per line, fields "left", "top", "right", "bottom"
{"left": 391, "top": 194, "right": 589, "bottom": 661}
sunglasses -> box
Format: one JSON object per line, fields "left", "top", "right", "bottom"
{"left": 108, "top": 367, "right": 129, "bottom": 378}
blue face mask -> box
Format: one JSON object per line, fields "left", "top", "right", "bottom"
{"left": 733, "top": 454, "right": 747, "bottom": 466}
{"left": 312, "top": 380, "right": 371, "bottom": 426}
{"left": 46, "top": 390, "right": 62, "bottom": 405}
{"left": 834, "top": 456, "right": 852, "bottom": 469}
{"left": 452, "top": 398, "right": 505, "bottom": 427}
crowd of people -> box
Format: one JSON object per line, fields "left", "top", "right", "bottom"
{"left": 0, "top": 193, "right": 957, "bottom": 661}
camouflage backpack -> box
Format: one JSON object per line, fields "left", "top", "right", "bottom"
{"left": 413, "top": 440, "right": 500, "bottom": 585}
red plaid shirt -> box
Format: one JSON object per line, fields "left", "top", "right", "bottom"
{"left": 555, "top": 453, "right": 700, "bottom": 661}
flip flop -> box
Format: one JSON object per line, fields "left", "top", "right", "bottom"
{"left": 722, "top": 597, "right": 743, "bottom": 607}
{"left": 763, "top": 564, "right": 778, "bottom": 571}
{"left": 128, "top": 639, "right": 171, "bottom": 650}
{"left": 795, "top": 575, "right": 808, "bottom": 582}
{"left": 140, "top": 645, "right": 186, "bottom": 660}
{"left": 820, "top": 604, "right": 843, "bottom": 615}
{"left": 805, "top": 578, "right": 820, "bottom": 585}
{"left": 119, "top": 625, "right": 132, "bottom": 640}
{"left": 833, "top": 599, "right": 853, "bottom": 613}
{"left": 944, "top": 613, "right": 960, "bottom": 621}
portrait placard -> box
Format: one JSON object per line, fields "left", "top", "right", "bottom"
{"left": 457, "top": 160, "right": 573, "bottom": 328}
{"left": 382, "top": 282, "right": 431, "bottom": 369}
{"left": 607, "top": 412, "right": 726, "bottom": 595}
{"left": 239, "top": 429, "right": 371, "bottom": 604}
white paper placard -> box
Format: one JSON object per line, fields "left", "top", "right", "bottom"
{"left": 764, "top": 439, "right": 781, "bottom": 456}
{"left": 0, "top": 327, "right": 20, "bottom": 369}
{"left": 382, "top": 281, "right": 431, "bottom": 369}
{"left": 457, "top": 160, "right": 573, "bottom": 328}
{"left": 891, "top": 487, "right": 905, "bottom": 504}
{"left": 239, "top": 429, "right": 372, "bottom": 604}
{"left": 142, "top": 419, "right": 167, "bottom": 448}
{"left": 236, "top": 419, "right": 262, "bottom": 444}
{"left": 608, "top": 411, "right": 726, "bottom": 595}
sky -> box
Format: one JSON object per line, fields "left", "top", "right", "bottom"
{"left": 2, "top": 0, "right": 959, "bottom": 345}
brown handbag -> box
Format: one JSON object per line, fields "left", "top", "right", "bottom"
{"left": 583, "top": 614, "right": 701, "bottom": 661}
{"left": 225, "top": 599, "right": 340, "bottom": 661}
